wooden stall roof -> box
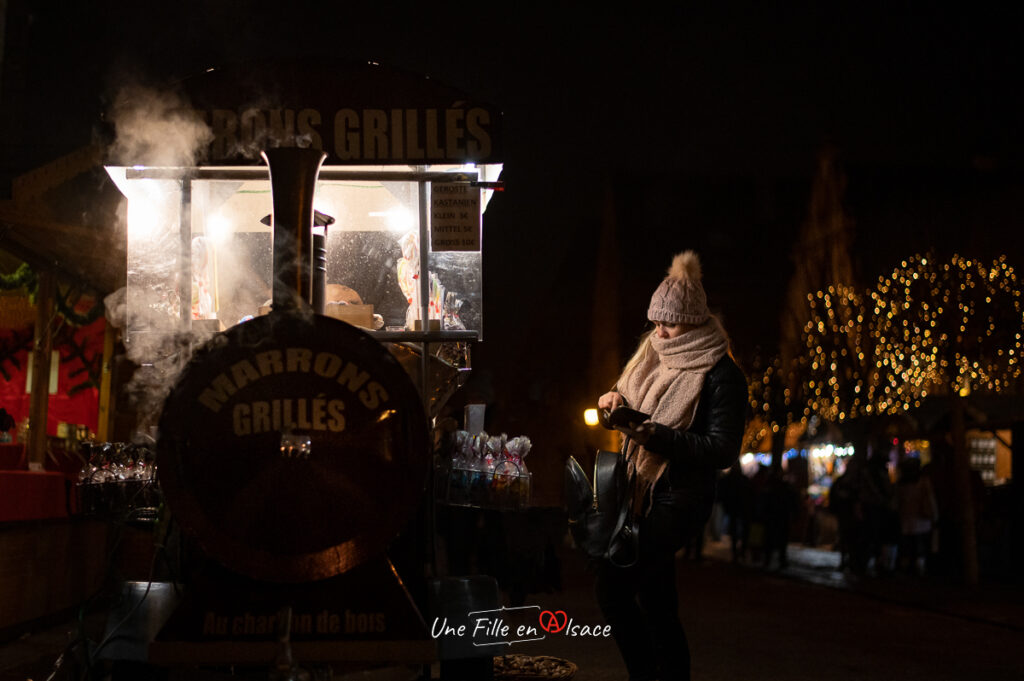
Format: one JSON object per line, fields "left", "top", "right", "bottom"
{"left": 0, "top": 145, "right": 126, "bottom": 295}
{"left": 908, "top": 394, "right": 1024, "bottom": 433}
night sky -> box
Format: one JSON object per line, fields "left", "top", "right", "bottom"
{"left": 3, "top": 3, "right": 1023, "bottom": 498}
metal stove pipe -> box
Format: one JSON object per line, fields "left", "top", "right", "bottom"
{"left": 262, "top": 148, "right": 327, "bottom": 312}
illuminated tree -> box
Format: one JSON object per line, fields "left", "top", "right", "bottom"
{"left": 744, "top": 351, "right": 781, "bottom": 453}
{"left": 870, "top": 253, "right": 1023, "bottom": 404}
{"left": 801, "top": 253, "right": 1022, "bottom": 417}
{"left": 761, "top": 146, "right": 858, "bottom": 466}
{"left": 798, "top": 284, "right": 889, "bottom": 501}
{"left": 801, "top": 284, "right": 878, "bottom": 424}
{"left": 745, "top": 350, "right": 806, "bottom": 468}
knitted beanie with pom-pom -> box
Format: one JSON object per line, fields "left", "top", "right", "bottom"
{"left": 647, "top": 251, "right": 709, "bottom": 325}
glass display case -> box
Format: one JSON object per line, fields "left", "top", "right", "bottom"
{"left": 107, "top": 162, "right": 502, "bottom": 355}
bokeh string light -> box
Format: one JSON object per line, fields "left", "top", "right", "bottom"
{"left": 797, "top": 253, "right": 1022, "bottom": 423}
{"left": 800, "top": 283, "right": 876, "bottom": 423}
{"left": 745, "top": 352, "right": 784, "bottom": 451}
{"left": 870, "top": 253, "right": 1022, "bottom": 408}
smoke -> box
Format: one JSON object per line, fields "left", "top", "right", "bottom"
{"left": 107, "top": 83, "right": 213, "bottom": 167}
{"left": 102, "top": 83, "right": 218, "bottom": 439}
{"left": 102, "top": 84, "right": 327, "bottom": 440}
{"left": 103, "top": 286, "right": 127, "bottom": 330}
{"left": 105, "top": 285, "right": 200, "bottom": 441}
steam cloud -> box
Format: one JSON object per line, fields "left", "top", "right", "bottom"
{"left": 105, "top": 83, "right": 217, "bottom": 440}
{"left": 105, "top": 285, "right": 201, "bottom": 442}
{"left": 107, "top": 83, "right": 213, "bottom": 167}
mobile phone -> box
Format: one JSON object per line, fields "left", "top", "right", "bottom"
{"left": 599, "top": 406, "right": 650, "bottom": 430}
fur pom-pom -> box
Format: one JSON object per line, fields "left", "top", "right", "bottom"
{"left": 667, "top": 250, "right": 702, "bottom": 282}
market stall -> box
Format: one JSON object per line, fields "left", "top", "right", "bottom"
{"left": 90, "top": 60, "right": 512, "bottom": 675}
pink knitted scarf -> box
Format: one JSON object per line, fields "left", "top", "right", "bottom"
{"left": 617, "top": 318, "right": 730, "bottom": 514}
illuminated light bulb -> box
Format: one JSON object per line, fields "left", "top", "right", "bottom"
{"left": 378, "top": 206, "right": 415, "bottom": 233}
{"left": 206, "top": 213, "right": 232, "bottom": 244}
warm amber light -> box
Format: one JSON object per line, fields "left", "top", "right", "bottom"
{"left": 584, "top": 408, "right": 600, "bottom": 427}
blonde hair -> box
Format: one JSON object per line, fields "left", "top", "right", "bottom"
{"left": 618, "top": 329, "right": 656, "bottom": 390}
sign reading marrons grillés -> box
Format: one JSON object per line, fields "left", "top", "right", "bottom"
{"left": 157, "top": 313, "right": 429, "bottom": 583}
{"left": 179, "top": 60, "right": 502, "bottom": 165}
{"left": 201, "top": 106, "right": 493, "bottom": 163}
{"left": 196, "top": 345, "right": 389, "bottom": 435}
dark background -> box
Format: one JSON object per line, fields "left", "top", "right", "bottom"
{"left": 2, "top": 2, "right": 1023, "bottom": 503}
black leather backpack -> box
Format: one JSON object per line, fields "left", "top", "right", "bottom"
{"left": 565, "top": 449, "right": 639, "bottom": 567}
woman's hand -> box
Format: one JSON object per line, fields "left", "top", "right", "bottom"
{"left": 598, "top": 391, "right": 624, "bottom": 411}
{"left": 620, "top": 422, "right": 653, "bottom": 446}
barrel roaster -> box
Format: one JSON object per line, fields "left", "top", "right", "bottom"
{"left": 151, "top": 148, "right": 436, "bottom": 668}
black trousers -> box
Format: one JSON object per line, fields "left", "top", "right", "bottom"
{"left": 594, "top": 492, "right": 703, "bottom": 681}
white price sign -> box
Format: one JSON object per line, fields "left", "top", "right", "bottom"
{"left": 430, "top": 183, "right": 481, "bottom": 252}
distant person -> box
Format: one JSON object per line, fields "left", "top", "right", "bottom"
{"left": 747, "top": 463, "right": 771, "bottom": 563}
{"left": 595, "top": 251, "right": 747, "bottom": 681}
{"left": 858, "top": 449, "right": 898, "bottom": 575}
{"left": 896, "top": 457, "right": 938, "bottom": 575}
{"left": 761, "top": 467, "right": 799, "bottom": 569}
{"left": 921, "top": 440, "right": 956, "bottom": 575}
{"left": 681, "top": 520, "right": 707, "bottom": 562}
{"left": 717, "top": 462, "right": 754, "bottom": 562}
{"left": 0, "top": 408, "right": 14, "bottom": 442}
{"left": 829, "top": 455, "right": 865, "bottom": 572}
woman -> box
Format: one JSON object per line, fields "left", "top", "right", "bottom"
{"left": 596, "top": 251, "right": 747, "bottom": 681}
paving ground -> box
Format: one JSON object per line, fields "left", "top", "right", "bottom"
{"left": 504, "top": 539, "right": 1024, "bottom": 681}
{"left": 2, "top": 538, "right": 1022, "bottom": 680}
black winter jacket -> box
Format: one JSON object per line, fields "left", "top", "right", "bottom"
{"left": 641, "top": 355, "right": 748, "bottom": 521}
